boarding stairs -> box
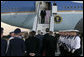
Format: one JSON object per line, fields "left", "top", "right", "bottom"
{"left": 32, "top": 1, "right": 54, "bottom": 34}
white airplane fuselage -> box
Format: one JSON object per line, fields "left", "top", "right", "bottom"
{"left": 1, "top": 1, "right": 83, "bottom": 33}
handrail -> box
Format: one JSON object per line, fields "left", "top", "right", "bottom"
{"left": 50, "top": 15, "right": 54, "bottom": 32}
{"left": 32, "top": 15, "right": 37, "bottom": 31}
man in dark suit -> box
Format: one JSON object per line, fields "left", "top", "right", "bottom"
{"left": 1, "top": 27, "right": 7, "bottom": 56}
{"left": 36, "top": 30, "right": 44, "bottom": 56}
{"left": 40, "top": 9, "right": 46, "bottom": 24}
{"left": 25, "top": 31, "right": 40, "bottom": 56}
{"left": 42, "top": 28, "right": 49, "bottom": 56}
{"left": 54, "top": 33, "right": 60, "bottom": 52}
{"left": 7, "top": 28, "right": 25, "bottom": 56}
{"left": 43, "top": 30, "right": 56, "bottom": 56}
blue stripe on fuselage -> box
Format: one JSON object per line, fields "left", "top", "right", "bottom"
{"left": 50, "top": 1, "right": 83, "bottom": 11}
{"left": 1, "top": 1, "right": 83, "bottom": 13}
{"left": 1, "top": 1, "right": 36, "bottom": 13}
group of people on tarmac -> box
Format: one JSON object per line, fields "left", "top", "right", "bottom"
{"left": 58, "top": 30, "right": 82, "bottom": 56}
{"left": 1, "top": 27, "right": 82, "bottom": 56}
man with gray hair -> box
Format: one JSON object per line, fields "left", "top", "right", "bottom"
{"left": 36, "top": 30, "right": 44, "bottom": 56}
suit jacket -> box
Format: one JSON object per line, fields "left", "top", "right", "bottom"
{"left": 7, "top": 37, "right": 25, "bottom": 56}
{"left": 36, "top": 34, "right": 44, "bottom": 51}
{"left": 43, "top": 33, "right": 56, "bottom": 56}
{"left": 40, "top": 10, "right": 46, "bottom": 17}
{"left": 25, "top": 36, "right": 40, "bottom": 56}
{"left": 43, "top": 33, "right": 56, "bottom": 51}
{"left": 1, "top": 39, "right": 7, "bottom": 56}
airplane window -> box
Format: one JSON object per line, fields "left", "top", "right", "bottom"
{"left": 70, "top": 6, "right": 73, "bottom": 8}
{"left": 67, "top": 6, "right": 69, "bottom": 8}
{"left": 64, "top": 6, "right": 73, "bottom": 9}
{"left": 78, "top": 6, "right": 80, "bottom": 8}
{"left": 74, "top": 6, "right": 76, "bottom": 8}
{"left": 63, "top": 6, "right": 81, "bottom": 9}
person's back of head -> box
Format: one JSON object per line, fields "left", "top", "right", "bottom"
{"left": 9, "top": 31, "right": 15, "bottom": 37}
{"left": 32, "top": 31, "right": 36, "bottom": 37}
{"left": 49, "top": 31, "right": 53, "bottom": 36}
{"left": 29, "top": 31, "right": 32, "bottom": 37}
{"left": 1, "top": 27, "right": 4, "bottom": 38}
{"left": 41, "top": 32, "right": 43, "bottom": 35}
{"left": 24, "top": 32, "right": 29, "bottom": 39}
{"left": 14, "top": 28, "right": 21, "bottom": 36}
{"left": 38, "top": 30, "right": 41, "bottom": 35}
{"left": 45, "top": 28, "right": 49, "bottom": 33}
{"left": 54, "top": 32, "right": 60, "bottom": 38}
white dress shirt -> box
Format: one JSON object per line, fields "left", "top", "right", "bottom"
{"left": 71, "top": 36, "right": 81, "bottom": 49}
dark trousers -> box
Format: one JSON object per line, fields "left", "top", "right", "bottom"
{"left": 64, "top": 48, "right": 82, "bottom": 56}
{"left": 41, "top": 16, "right": 45, "bottom": 24}
{"left": 59, "top": 45, "right": 65, "bottom": 56}
{"left": 42, "top": 49, "right": 55, "bottom": 56}
{"left": 46, "top": 51, "right": 55, "bottom": 56}
{"left": 71, "top": 48, "right": 82, "bottom": 56}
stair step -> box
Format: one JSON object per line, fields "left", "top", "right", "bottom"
{"left": 36, "top": 24, "right": 49, "bottom": 34}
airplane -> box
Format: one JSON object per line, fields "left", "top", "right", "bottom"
{"left": 1, "top": 1, "right": 83, "bottom": 34}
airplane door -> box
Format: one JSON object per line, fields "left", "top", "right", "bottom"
{"left": 39, "top": 1, "right": 51, "bottom": 24}
{"left": 35, "top": 1, "right": 52, "bottom": 34}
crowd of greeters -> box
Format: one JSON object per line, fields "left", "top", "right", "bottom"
{"left": 1, "top": 27, "right": 82, "bottom": 56}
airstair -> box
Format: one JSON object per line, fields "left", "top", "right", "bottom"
{"left": 32, "top": 1, "right": 55, "bottom": 34}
